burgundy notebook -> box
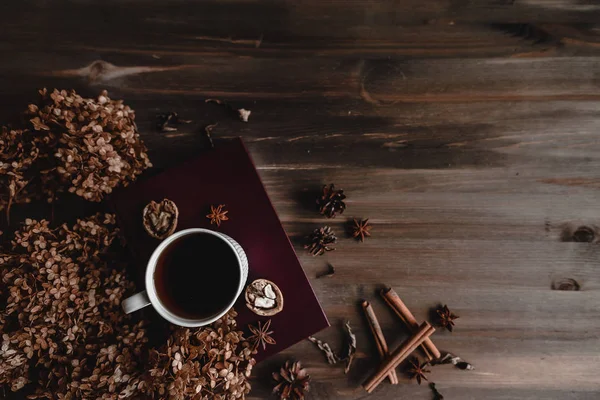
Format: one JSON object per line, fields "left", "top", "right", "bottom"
{"left": 110, "top": 138, "right": 329, "bottom": 361}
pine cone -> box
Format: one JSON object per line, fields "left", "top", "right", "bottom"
{"left": 273, "top": 360, "right": 310, "bottom": 400}
{"left": 305, "top": 226, "right": 337, "bottom": 256}
{"left": 317, "top": 184, "right": 346, "bottom": 218}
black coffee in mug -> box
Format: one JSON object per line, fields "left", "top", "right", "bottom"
{"left": 154, "top": 232, "right": 241, "bottom": 320}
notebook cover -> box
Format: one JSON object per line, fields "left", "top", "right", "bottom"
{"left": 110, "top": 138, "right": 329, "bottom": 361}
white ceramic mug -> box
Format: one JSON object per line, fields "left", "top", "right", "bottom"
{"left": 122, "top": 228, "right": 248, "bottom": 327}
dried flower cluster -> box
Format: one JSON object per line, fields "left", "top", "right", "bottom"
{"left": 141, "top": 309, "right": 255, "bottom": 400}
{"left": 0, "top": 88, "right": 151, "bottom": 220}
{"left": 0, "top": 214, "right": 149, "bottom": 398}
{"left": 0, "top": 215, "right": 255, "bottom": 399}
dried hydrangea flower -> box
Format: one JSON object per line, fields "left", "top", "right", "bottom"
{"left": 139, "top": 309, "right": 255, "bottom": 399}
{"left": 0, "top": 214, "right": 255, "bottom": 399}
{"left": 0, "top": 214, "right": 149, "bottom": 398}
{"left": 1, "top": 89, "right": 152, "bottom": 221}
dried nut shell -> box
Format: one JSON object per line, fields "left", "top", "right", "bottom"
{"left": 143, "top": 199, "right": 179, "bottom": 239}
{"left": 245, "top": 279, "right": 283, "bottom": 316}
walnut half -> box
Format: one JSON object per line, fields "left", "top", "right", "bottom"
{"left": 143, "top": 199, "right": 179, "bottom": 239}
{"left": 245, "top": 279, "right": 283, "bottom": 317}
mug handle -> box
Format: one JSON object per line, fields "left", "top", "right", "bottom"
{"left": 122, "top": 291, "right": 151, "bottom": 314}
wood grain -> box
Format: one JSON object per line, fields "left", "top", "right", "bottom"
{"left": 1, "top": 1, "right": 600, "bottom": 398}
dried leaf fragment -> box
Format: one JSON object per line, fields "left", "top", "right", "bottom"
{"left": 205, "top": 98, "right": 251, "bottom": 123}
{"left": 431, "top": 352, "right": 474, "bottom": 370}
{"left": 143, "top": 199, "right": 179, "bottom": 239}
{"left": 307, "top": 336, "right": 339, "bottom": 364}
{"left": 238, "top": 108, "right": 251, "bottom": 122}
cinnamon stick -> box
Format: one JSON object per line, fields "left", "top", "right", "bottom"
{"left": 381, "top": 287, "right": 441, "bottom": 360}
{"left": 362, "top": 301, "right": 398, "bottom": 384}
{"left": 363, "top": 322, "right": 435, "bottom": 393}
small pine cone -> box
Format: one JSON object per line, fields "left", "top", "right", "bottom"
{"left": 317, "top": 184, "right": 346, "bottom": 218}
{"left": 305, "top": 226, "right": 337, "bottom": 256}
{"left": 272, "top": 360, "right": 310, "bottom": 400}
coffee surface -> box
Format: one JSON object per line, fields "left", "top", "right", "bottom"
{"left": 154, "top": 232, "right": 240, "bottom": 320}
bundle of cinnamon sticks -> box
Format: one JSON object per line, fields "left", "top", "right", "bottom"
{"left": 361, "top": 287, "right": 442, "bottom": 393}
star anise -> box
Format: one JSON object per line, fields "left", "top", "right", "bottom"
{"left": 273, "top": 360, "right": 310, "bottom": 400}
{"left": 317, "top": 184, "right": 346, "bottom": 218}
{"left": 407, "top": 357, "right": 431, "bottom": 385}
{"left": 206, "top": 204, "right": 229, "bottom": 227}
{"left": 305, "top": 226, "right": 337, "bottom": 256}
{"left": 351, "top": 218, "right": 372, "bottom": 242}
{"left": 248, "top": 319, "right": 276, "bottom": 351}
{"left": 436, "top": 305, "right": 459, "bottom": 332}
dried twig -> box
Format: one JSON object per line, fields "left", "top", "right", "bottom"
{"left": 203, "top": 123, "right": 218, "bottom": 148}
{"left": 307, "top": 321, "right": 357, "bottom": 373}
{"left": 342, "top": 321, "right": 357, "bottom": 374}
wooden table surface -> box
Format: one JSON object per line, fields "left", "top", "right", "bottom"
{"left": 2, "top": 1, "right": 600, "bottom": 399}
